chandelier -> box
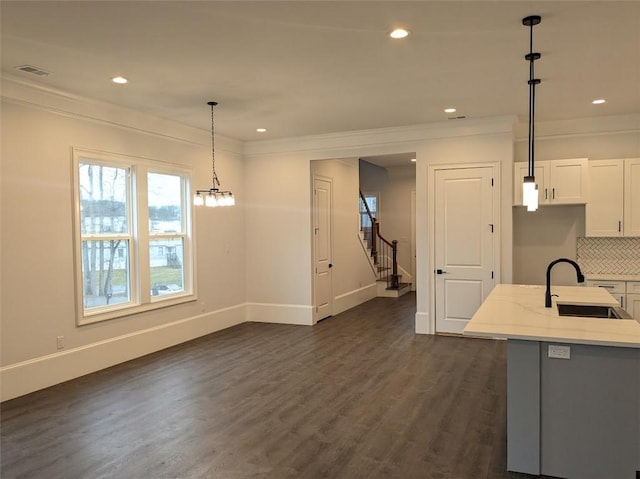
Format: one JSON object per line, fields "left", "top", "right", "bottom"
{"left": 193, "top": 101, "right": 235, "bottom": 207}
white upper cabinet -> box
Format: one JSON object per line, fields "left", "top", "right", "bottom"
{"left": 586, "top": 158, "right": 640, "bottom": 237}
{"left": 514, "top": 158, "right": 588, "bottom": 206}
{"left": 586, "top": 160, "right": 624, "bottom": 236}
{"left": 549, "top": 158, "right": 589, "bottom": 204}
{"left": 624, "top": 158, "right": 640, "bottom": 236}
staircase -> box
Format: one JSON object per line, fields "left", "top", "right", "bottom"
{"left": 359, "top": 191, "right": 411, "bottom": 298}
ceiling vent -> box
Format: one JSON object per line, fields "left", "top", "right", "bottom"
{"left": 448, "top": 115, "right": 467, "bottom": 120}
{"left": 15, "top": 65, "right": 51, "bottom": 77}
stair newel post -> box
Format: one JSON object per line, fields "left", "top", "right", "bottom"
{"left": 391, "top": 240, "right": 399, "bottom": 289}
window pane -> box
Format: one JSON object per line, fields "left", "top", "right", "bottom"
{"left": 366, "top": 196, "right": 377, "bottom": 213}
{"left": 148, "top": 173, "right": 183, "bottom": 234}
{"left": 82, "top": 240, "right": 130, "bottom": 309}
{"left": 79, "top": 163, "right": 128, "bottom": 234}
{"left": 150, "top": 238, "right": 184, "bottom": 296}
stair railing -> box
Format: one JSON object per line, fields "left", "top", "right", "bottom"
{"left": 359, "top": 191, "right": 399, "bottom": 289}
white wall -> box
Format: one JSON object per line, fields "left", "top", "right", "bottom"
{"left": 513, "top": 205, "right": 585, "bottom": 286}
{"left": 359, "top": 160, "right": 388, "bottom": 192}
{"left": 6, "top": 75, "right": 635, "bottom": 399}
{"left": 513, "top": 116, "right": 640, "bottom": 285}
{"left": 311, "top": 159, "right": 377, "bottom": 313}
{"left": 1, "top": 79, "right": 246, "bottom": 400}
{"left": 414, "top": 125, "right": 515, "bottom": 334}
{"left": 245, "top": 117, "right": 517, "bottom": 336}
{"left": 379, "top": 166, "right": 416, "bottom": 284}
{"left": 243, "top": 151, "right": 314, "bottom": 324}
{"left": 360, "top": 161, "right": 416, "bottom": 284}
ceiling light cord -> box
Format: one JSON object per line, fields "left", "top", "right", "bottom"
{"left": 193, "top": 101, "right": 235, "bottom": 207}
{"left": 521, "top": 15, "right": 541, "bottom": 212}
{"left": 524, "top": 16, "right": 541, "bottom": 178}
{"left": 209, "top": 101, "right": 220, "bottom": 190}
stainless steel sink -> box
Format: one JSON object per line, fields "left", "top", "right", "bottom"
{"left": 557, "top": 303, "right": 632, "bottom": 319}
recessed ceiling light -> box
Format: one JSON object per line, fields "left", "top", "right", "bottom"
{"left": 444, "top": 108, "right": 457, "bottom": 113}
{"left": 111, "top": 76, "right": 128, "bottom": 84}
{"left": 410, "top": 158, "right": 417, "bottom": 163}
{"left": 256, "top": 128, "right": 267, "bottom": 133}
{"left": 389, "top": 28, "right": 410, "bottom": 39}
{"left": 592, "top": 99, "right": 606, "bottom": 105}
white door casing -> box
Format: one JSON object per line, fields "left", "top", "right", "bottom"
{"left": 411, "top": 190, "right": 417, "bottom": 292}
{"left": 313, "top": 176, "right": 333, "bottom": 322}
{"left": 434, "top": 166, "right": 496, "bottom": 334}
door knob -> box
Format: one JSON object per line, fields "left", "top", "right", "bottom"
{"left": 436, "top": 269, "right": 448, "bottom": 274}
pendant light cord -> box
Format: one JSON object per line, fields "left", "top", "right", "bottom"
{"left": 523, "top": 15, "right": 541, "bottom": 179}
{"left": 527, "top": 21, "right": 535, "bottom": 178}
{"left": 209, "top": 101, "right": 220, "bottom": 189}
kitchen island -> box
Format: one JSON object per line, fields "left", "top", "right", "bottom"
{"left": 464, "top": 284, "right": 640, "bottom": 479}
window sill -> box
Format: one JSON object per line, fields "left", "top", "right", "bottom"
{"left": 77, "top": 293, "right": 197, "bottom": 326}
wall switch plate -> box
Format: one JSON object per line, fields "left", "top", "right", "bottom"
{"left": 548, "top": 344, "right": 570, "bottom": 359}
{"left": 56, "top": 336, "right": 64, "bottom": 350}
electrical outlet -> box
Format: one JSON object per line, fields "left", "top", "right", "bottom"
{"left": 548, "top": 344, "right": 570, "bottom": 359}
{"left": 56, "top": 336, "right": 64, "bottom": 350}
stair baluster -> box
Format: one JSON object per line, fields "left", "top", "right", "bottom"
{"left": 359, "top": 191, "right": 400, "bottom": 290}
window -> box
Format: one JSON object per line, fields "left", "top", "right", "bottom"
{"left": 359, "top": 193, "right": 378, "bottom": 229}
{"left": 73, "top": 149, "right": 194, "bottom": 324}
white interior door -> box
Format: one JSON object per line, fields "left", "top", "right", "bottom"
{"left": 435, "top": 167, "right": 495, "bottom": 334}
{"left": 313, "top": 176, "right": 333, "bottom": 322}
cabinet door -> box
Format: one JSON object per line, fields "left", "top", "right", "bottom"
{"left": 513, "top": 163, "right": 547, "bottom": 206}
{"left": 549, "top": 158, "right": 588, "bottom": 204}
{"left": 626, "top": 294, "right": 640, "bottom": 320}
{"left": 624, "top": 158, "right": 640, "bottom": 236}
{"left": 626, "top": 281, "right": 640, "bottom": 295}
{"left": 586, "top": 160, "right": 624, "bottom": 236}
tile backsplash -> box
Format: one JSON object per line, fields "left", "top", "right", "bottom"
{"left": 576, "top": 237, "right": 640, "bottom": 275}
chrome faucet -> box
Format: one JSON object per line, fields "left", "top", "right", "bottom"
{"left": 545, "top": 258, "right": 585, "bottom": 308}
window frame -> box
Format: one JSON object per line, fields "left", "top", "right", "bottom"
{"left": 72, "top": 148, "right": 196, "bottom": 325}
{"left": 359, "top": 191, "right": 379, "bottom": 229}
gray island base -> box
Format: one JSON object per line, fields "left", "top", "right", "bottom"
{"left": 508, "top": 339, "right": 639, "bottom": 478}
{"left": 464, "top": 284, "right": 640, "bottom": 479}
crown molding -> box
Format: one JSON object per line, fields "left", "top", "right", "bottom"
{"left": 0, "top": 73, "right": 243, "bottom": 155}
{"left": 243, "top": 116, "right": 517, "bottom": 159}
{"left": 514, "top": 114, "right": 640, "bottom": 142}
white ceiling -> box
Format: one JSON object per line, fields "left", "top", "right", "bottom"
{"left": 2, "top": 1, "right": 639, "bottom": 143}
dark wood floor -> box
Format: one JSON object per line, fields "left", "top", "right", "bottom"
{"left": 2, "top": 293, "right": 548, "bottom": 479}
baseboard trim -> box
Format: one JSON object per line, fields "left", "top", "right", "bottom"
{"left": 334, "top": 284, "right": 377, "bottom": 315}
{"left": 246, "top": 302, "right": 314, "bottom": 325}
{"left": 415, "top": 311, "right": 432, "bottom": 335}
{"left": 0, "top": 304, "right": 246, "bottom": 402}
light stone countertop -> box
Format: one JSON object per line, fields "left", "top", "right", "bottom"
{"left": 585, "top": 274, "right": 640, "bottom": 282}
{"left": 463, "top": 284, "right": 640, "bottom": 348}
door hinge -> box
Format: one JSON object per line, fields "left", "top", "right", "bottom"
{"left": 491, "top": 271, "right": 494, "bottom": 279}
{"left": 489, "top": 224, "right": 494, "bottom": 233}
{"left": 491, "top": 178, "right": 494, "bottom": 186}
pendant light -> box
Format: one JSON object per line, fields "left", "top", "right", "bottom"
{"left": 193, "top": 101, "right": 235, "bottom": 208}
{"left": 522, "top": 15, "right": 541, "bottom": 212}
